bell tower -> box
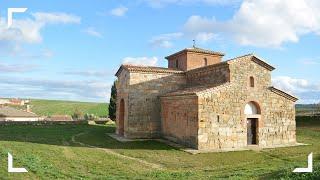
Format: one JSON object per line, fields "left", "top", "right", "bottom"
{"left": 165, "top": 47, "right": 225, "bottom": 71}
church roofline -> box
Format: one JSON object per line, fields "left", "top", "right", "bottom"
{"left": 268, "top": 87, "right": 298, "bottom": 102}
{"left": 165, "top": 47, "right": 225, "bottom": 60}
{"left": 225, "top": 53, "right": 275, "bottom": 71}
{"left": 115, "top": 64, "right": 184, "bottom": 77}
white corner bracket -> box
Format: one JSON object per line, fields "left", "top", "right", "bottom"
{"left": 292, "top": 152, "right": 313, "bottom": 173}
{"left": 8, "top": 153, "right": 28, "bottom": 173}
{"left": 7, "top": 8, "right": 28, "bottom": 28}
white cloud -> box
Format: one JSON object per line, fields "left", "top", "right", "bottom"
{"left": 64, "top": 70, "right": 110, "bottom": 77}
{"left": 0, "top": 12, "right": 80, "bottom": 46}
{"left": 300, "top": 57, "right": 320, "bottom": 65}
{"left": 0, "top": 76, "right": 111, "bottom": 102}
{"left": 149, "top": 32, "right": 183, "bottom": 48}
{"left": 110, "top": 6, "right": 128, "bottom": 17}
{"left": 122, "top": 56, "right": 159, "bottom": 66}
{"left": 272, "top": 76, "right": 320, "bottom": 103}
{"left": 195, "top": 32, "right": 216, "bottom": 43}
{"left": 83, "top": 27, "right": 103, "bottom": 38}
{"left": 183, "top": 0, "right": 320, "bottom": 47}
{"left": 0, "top": 63, "right": 38, "bottom": 72}
{"left": 32, "top": 12, "right": 81, "bottom": 24}
{"left": 143, "top": 0, "right": 240, "bottom": 8}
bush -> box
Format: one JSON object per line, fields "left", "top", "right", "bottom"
{"left": 72, "top": 109, "right": 84, "bottom": 120}
{"left": 84, "top": 113, "right": 98, "bottom": 121}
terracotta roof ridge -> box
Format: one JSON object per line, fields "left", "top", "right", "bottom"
{"left": 269, "top": 86, "right": 298, "bottom": 102}
{"left": 225, "top": 53, "right": 254, "bottom": 62}
{"left": 115, "top": 64, "right": 184, "bottom": 76}
{"left": 225, "top": 53, "right": 275, "bottom": 71}
{"left": 165, "top": 47, "right": 225, "bottom": 59}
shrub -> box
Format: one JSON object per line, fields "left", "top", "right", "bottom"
{"left": 72, "top": 108, "right": 84, "bottom": 120}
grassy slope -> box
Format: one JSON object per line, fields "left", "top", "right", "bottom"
{"left": 0, "top": 117, "right": 318, "bottom": 179}
{"left": 29, "top": 99, "right": 108, "bottom": 117}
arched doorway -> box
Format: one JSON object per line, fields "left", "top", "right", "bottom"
{"left": 119, "top": 99, "right": 125, "bottom": 136}
{"left": 244, "top": 101, "right": 261, "bottom": 145}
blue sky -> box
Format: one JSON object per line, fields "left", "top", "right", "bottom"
{"left": 0, "top": 0, "right": 319, "bottom": 103}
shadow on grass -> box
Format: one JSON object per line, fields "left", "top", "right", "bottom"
{"left": 0, "top": 116, "right": 318, "bottom": 152}
{"left": 0, "top": 124, "right": 176, "bottom": 151}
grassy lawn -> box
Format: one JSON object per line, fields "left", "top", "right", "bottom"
{"left": 0, "top": 117, "right": 318, "bottom": 179}
{"left": 27, "top": 99, "right": 108, "bottom": 117}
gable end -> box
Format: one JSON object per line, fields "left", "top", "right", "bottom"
{"left": 251, "top": 56, "right": 275, "bottom": 71}
{"left": 269, "top": 87, "right": 298, "bottom": 102}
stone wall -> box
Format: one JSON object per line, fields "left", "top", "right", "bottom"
{"left": 186, "top": 63, "right": 230, "bottom": 87}
{"left": 116, "top": 70, "right": 130, "bottom": 136}
{"left": 125, "top": 71, "right": 186, "bottom": 138}
{"left": 197, "top": 57, "right": 296, "bottom": 150}
{"left": 160, "top": 95, "right": 199, "bottom": 148}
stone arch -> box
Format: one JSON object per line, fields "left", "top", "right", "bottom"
{"left": 118, "top": 99, "right": 125, "bottom": 136}
{"left": 244, "top": 101, "right": 261, "bottom": 115}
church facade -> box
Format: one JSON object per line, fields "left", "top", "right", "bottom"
{"left": 115, "top": 47, "right": 297, "bottom": 150}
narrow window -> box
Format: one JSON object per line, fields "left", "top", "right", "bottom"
{"left": 217, "top": 115, "right": 220, "bottom": 123}
{"left": 175, "top": 60, "right": 179, "bottom": 68}
{"left": 204, "top": 58, "right": 208, "bottom": 66}
{"left": 250, "top": 76, "right": 254, "bottom": 87}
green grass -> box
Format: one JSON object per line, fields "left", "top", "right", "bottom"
{"left": 0, "top": 117, "right": 318, "bottom": 179}
{"left": 27, "top": 99, "right": 108, "bottom": 117}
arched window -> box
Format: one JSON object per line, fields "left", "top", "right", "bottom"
{"left": 244, "top": 101, "right": 261, "bottom": 115}
{"left": 250, "top": 76, "right": 254, "bottom": 87}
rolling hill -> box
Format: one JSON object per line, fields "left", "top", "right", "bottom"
{"left": 28, "top": 99, "right": 108, "bottom": 117}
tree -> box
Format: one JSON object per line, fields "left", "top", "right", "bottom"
{"left": 108, "top": 80, "right": 117, "bottom": 121}
{"left": 72, "top": 108, "right": 84, "bottom": 120}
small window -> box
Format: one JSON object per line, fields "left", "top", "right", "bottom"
{"left": 175, "top": 60, "right": 179, "bottom": 68}
{"left": 217, "top": 115, "right": 220, "bottom": 122}
{"left": 204, "top": 58, "right": 208, "bottom": 66}
{"left": 250, "top": 76, "right": 254, "bottom": 87}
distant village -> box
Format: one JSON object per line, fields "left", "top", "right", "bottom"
{"left": 0, "top": 98, "right": 73, "bottom": 122}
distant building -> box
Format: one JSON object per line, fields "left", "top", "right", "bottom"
{"left": 0, "top": 106, "right": 40, "bottom": 121}
{"left": 115, "top": 46, "right": 297, "bottom": 151}
{"left": 0, "top": 98, "right": 30, "bottom": 106}
{"left": 0, "top": 99, "right": 10, "bottom": 105}
{"left": 9, "top": 98, "right": 28, "bottom": 106}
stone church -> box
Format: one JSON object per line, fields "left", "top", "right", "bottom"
{"left": 115, "top": 47, "right": 297, "bottom": 150}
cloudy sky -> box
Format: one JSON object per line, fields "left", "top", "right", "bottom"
{"left": 0, "top": 0, "right": 319, "bottom": 103}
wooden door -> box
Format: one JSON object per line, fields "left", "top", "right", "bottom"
{"left": 247, "top": 118, "right": 257, "bottom": 145}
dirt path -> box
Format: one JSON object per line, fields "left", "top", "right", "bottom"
{"left": 71, "top": 132, "right": 163, "bottom": 169}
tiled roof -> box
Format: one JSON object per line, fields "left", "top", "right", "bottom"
{"left": 115, "top": 64, "right": 184, "bottom": 76}
{"left": 165, "top": 47, "right": 225, "bottom": 59}
{"left": 0, "top": 106, "right": 38, "bottom": 117}
{"left": 269, "top": 87, "right": 298, "bottom": 102}
{"left": 161, "top": 83, "right": 231, "bottom": 97}
{"left": 115, "top": 52, "right": 275, "bottom": 77}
